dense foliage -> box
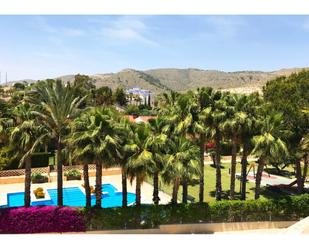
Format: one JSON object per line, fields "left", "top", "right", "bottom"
{"left": 84, "top": 194, "right": 309, "bottom": 230}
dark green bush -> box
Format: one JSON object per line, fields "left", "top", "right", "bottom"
{"left": 82, "top": 194, "right": 309, "bottom": 230}
{"left": 31, "top": 152, "right": 54, "bottom": 168}
{"left": 65, "top": 169, "right": 82, "bottom": 180}
{"left": 31, "top": 173, "right": 48, "bottom": 183}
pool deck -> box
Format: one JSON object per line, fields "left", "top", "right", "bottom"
{"left": 0, "top": 174, "right": 171, "bottom": 207}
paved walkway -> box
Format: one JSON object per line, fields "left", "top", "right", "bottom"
{"left": 215, "top": 217, "right": 309, "bottom": 234}
{"left": 284, "top": 216, "right": 309, "bottom": 234}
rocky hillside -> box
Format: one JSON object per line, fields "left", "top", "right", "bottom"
{"left": 5, "top": 67, "right": 309, "bottom": 94}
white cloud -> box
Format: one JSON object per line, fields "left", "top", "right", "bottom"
{"left": 34, "top": 16, "right": 85, "bottom": 38}
{"left": 204, "top": 16, "right": 246, "bottom": 37}
{"left": 95, "top": 16, "right": 159, "bottom": 46}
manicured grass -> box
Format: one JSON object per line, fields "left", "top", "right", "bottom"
{"left": 151, "top": 161, "right": 293, "bottom": 203}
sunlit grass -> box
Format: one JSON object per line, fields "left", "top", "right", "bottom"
{"left": 151, "top": 161, "right": 293, "bottom": 203}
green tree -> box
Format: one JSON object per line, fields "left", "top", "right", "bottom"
{"left": 113, "top": 117, "right": 136, "bottom": 207}
{"left": 10, "top": 103, "right": 47, "bottom": 207}
{"left": 162, "top": 136, "right": 200, "bottom": 204}
{"left": 199, "top": 90, "right": 227, "bottom": 201}
{"left": 251, "top": 112, "right": 288, "bottom": 199}
{"left": 146, "top": 117, "right": 169, "bottom": 204}
{"left": 191, "top": 87, "right": 217, "bottom": 203}
{"left": 26, "top": 80, "right": 85, "bottom": 206}
{"left": 13, "top": 82, "right": 25, "bottom": 91}
{"left": 69, "top": 107, "right": 121, "bottom": 208}
{"left": 95, "top": 86, "right": 114, "bottom": 106}
{"left": 222, "top": 93, "right": 248, "bottom": 199}
{"left": 263, "top": 70, "right": 309, "bottom": 193}
{"left": 237, "top": 93, "right": 261, "bottom": 200}
{"left": 126, "top": 123, "right": 155, "bottom": 206}
{"left": 114, "top": 87, "right": 128, "bottom": 107}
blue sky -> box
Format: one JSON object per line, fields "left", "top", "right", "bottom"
{"left": 1, "top": 15, "right": 309, "bottom": 82}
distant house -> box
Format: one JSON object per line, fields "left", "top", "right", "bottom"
{"left": 126, "top": 87, "right": 152, "bottom": 106}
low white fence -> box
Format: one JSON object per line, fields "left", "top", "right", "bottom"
{"left": 0, "top": 164, "right": 118, "bottom": 177}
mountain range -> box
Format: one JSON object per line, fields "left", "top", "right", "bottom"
{"left": 5, "top": 67, "right": 309, "bottom": 94}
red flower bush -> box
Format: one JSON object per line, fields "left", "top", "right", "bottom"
{"left": 0, "top": 206, "right": 86, "bottom": 234}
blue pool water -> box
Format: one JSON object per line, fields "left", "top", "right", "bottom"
{"left": 3, "top": 184, "right": 136, "bottom": 208}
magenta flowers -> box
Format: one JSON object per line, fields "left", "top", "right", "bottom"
{"left": 0, "top": 206, "right": 86, "bottom": 234}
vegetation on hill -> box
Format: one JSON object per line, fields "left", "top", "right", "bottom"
{"left": 4, "top": 67, "right": 309, "bottom": 95}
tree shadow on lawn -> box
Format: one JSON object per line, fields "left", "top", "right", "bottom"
{"left": 209, "top": 164, "right": 225, "bottom": 169}
{"left": 208, "top": 187, "right": 293, "bottom": 201}
{"left": 263, "top": 167, "right": 294, "bottom": 179}
{"left": 208, "top": 190, "right": 244, "bottom": 200}
{"left": 252, "top": 186, "right": 294, "bottom": 200}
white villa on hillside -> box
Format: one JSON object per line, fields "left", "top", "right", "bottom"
{"left": 126, "top": 87, "right": 152, "bottom": 105}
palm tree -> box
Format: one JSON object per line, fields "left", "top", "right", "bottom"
{"left": 127, "top": 123, "right": 156, "bottom": 206}
{"left": 10, "top": 103, "right": 47, "bottom": 207}
{"left": 222, "top": 93, "right": 248, "bottom": 199}
{"left": 191, "top": 87, "right": 218, "bottom": 203}
{"left": 157, "top": 91, "right": 180, "bottom": 112}
{"left": 26, "top": 80, "right": 85, "bottom": 206}
{"left": 146, "top": 117, "right": 169, "bottom": 204}
{"left": 238, "top": 93, "right": 261, "bottom": 200}
{"left": 199, "top": 90, "right": 227, "bottom": 201}
{"left": 69, "top": 115, "right": 95, "bottom": 208}
{"left": 69, "top": 107, "right": 121, "bottom": 208}
{"left": 252, "top": 112, "right": 288, "bottom": 199}
{"left": 114, "top": 117, "right": 136, "bottom": 207}
{"left": 162, "top": 136, "right": 200, "bottom": 204}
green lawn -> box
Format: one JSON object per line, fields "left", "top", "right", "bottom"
{"left": 151, "top": 162, "right": 292, "bottom": 203}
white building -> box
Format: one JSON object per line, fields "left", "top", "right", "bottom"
{"left": 126, "top": 87, "right": 152, "bottom": 105}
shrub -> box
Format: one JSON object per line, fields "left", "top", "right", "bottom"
{"left": 31, "top": 173, "right": 48, "bottom": 183}
{"left": 31, "top": 152, "right": 54, "bottom": 168}
{"left": 82, "top": 194, "right": 309, "bottom": 230}
{"left": 65, "top": 169, "right": 81, "bottom": 180}
{"left": 33, "top": 187, "right": 45, "bottom": 199}
{"left": 36, "top": 191, "right": 45, "bottom": 199}
{"left": 0, "top": 206, "right": 86, "bottom": 234}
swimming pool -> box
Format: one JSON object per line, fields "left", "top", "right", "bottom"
{"left": 2, "top": 184, "right": 136, "bottom": 208}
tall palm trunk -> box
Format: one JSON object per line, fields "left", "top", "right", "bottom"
{"left": 295, "top": 159, "right": 302, "bottom": 194}
{"left": 135, "top": 176, "right": 141, "bottom": 206}
{"left": 56, "top": 138, "right": 63, "bottom": 206}
{"left": 83, "top": 164, "right": 91, "bottom": 208}
{"left": 24, "top": 156, "right": 31, "bottom": 207}
{"left": 240, "top": 140, "right": 249, "bottom": 200}
{"left": 199, "top": 135, "right": 205, "bottom": 203}
{"left": 182, "top": 179, "right": 188, "bottom": 204}
{"left": 215, "top": 130, "right": 222, "bottom": 201}
{"left": 171, "top": 178, "right": 180, "bottom": 204}
{"left": 230, "top": 134, "right": 237, "bottom": 200}
{"left": 122, "top": 167, "right": 128, "bottom": 207}
{"left": 302, "top": 155, "right": 308, "bottom": 192}
{"left": 152, "top": 171, "right": 160, "bottom": 205}
{"left": 255, "top": 156, "right": 265, "bottom": 199}
{"left": 95, "top": 162, "right": 102, "bottom": 208}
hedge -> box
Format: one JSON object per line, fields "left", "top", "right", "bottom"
{"left": 83, "top": 194, "right": 309, "bottom": 230}
{"left": 0, "top": 206, "right": 86, "bottom": 234}
{"left": 1, "top": 194, "right": 308, "bottom": 233}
